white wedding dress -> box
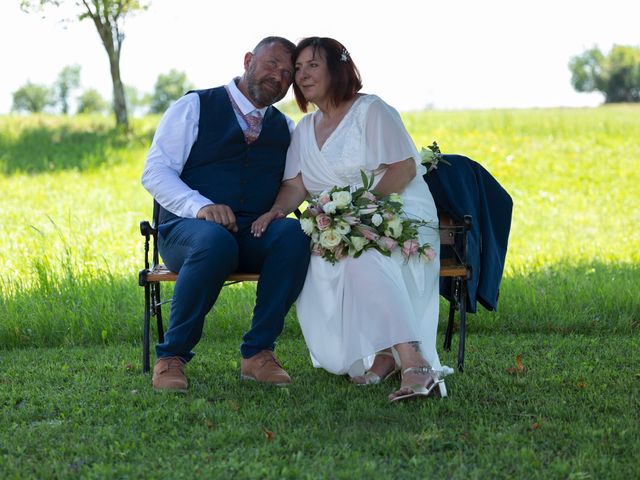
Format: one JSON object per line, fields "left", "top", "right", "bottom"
{"left": 284, "top": 95, "right": 451, "bottom": 393}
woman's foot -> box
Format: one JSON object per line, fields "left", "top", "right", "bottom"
{"left": 351, "top": 350, "right": 399, "bottom": 385}
{"left": 388, "top": 366, "right": 442, "bottom": 402}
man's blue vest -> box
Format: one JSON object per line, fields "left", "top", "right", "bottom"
{"left": 159, "top": 86, "right": 291, "bottom": 225}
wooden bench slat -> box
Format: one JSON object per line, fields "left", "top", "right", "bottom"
{"left": 225, "top": 273, "right": 260, "bottom": 282}
{"left": 145, "top": 267, "right": 176, "bottom": 282}
{"left": 439, "top": 258, "right": 469, "bottom": 277}
{"left": 145, "top": 260, "right": 466, "bottom": 282}
{"left": 145, "top": 266, "right": 259, "bottom": 283}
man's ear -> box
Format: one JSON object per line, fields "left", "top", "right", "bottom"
{"left": 243, "top": 52, "right": 253, "bottom": 71}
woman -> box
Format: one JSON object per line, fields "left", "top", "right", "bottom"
{"left": 251, "top": 37, "right": 450, "bottom": 401}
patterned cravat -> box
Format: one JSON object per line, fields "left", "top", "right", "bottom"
{"left": 244, "top": 111, "right": 262, "bottom": 144}
{"left": 225, "top": 86, "right": 263, "bottom": 144}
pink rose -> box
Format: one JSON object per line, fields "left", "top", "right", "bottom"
{"left": 402, "top": 239, "right": 419, "bottom": 258}
{"left": 377, "top": 236, "right": 398, "bottom": 252}
{"left": 318, "top": 194, "right": 331, "bottom": 205}
{"left": 316, "top": 214, "right": 331, "bottom": 231}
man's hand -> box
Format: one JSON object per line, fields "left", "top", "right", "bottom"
{"left": 197, "top": 204, "right": 238, "bottom": 233}
{"left": 251, "top": 210, "right": 285, "bottom": 237}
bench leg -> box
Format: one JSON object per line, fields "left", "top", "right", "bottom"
{"left": 152, "top": 282, "right": 165, "bottom": 343}
{"left": 457, "top": 279, "right": 467, "bottom": 372}
{"left": 443, "top": 278, "right": 459, "bottom": 351}
{"left": 143, "top": 284, "right": 151, "bottom": 374}
{"left": 444, "top": 296, "right": 455, "bottom": 351}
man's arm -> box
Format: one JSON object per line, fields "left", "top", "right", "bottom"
{"left": 141, "top": 93, "right": 213, "bottom": 219}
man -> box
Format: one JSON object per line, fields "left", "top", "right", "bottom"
{"left": 141, "top": 37, "right": 310, "bottom": 392}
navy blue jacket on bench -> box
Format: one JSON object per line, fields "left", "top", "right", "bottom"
{"left": 425, "top": 154, "right": 513, "bottom": 313}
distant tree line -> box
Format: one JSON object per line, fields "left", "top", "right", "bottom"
{"left": 569, "top": 44, "right": 640, "bottom": 103}
{"left": 11, "top": 67, "right": 193, "bottom": 117}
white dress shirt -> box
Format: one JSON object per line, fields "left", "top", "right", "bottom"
{"left": 141, "top": 78, "right": 296, "bottom": 218}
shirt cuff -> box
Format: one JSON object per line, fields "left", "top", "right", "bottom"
{"left": 184, "top": 194, "right": 215, "bottom": 218}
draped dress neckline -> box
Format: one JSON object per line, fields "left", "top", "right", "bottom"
{"left": 312, "top": 95, "right": 365, "bottom": 153}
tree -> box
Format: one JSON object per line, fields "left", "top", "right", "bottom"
{"left": 77, "top": 88, "right": 109, "bottom": 114}
{"left": 11, "top": 81, "right": 55, "bottom": 113}
{"left": 125, "top": 84, "right": 150, "bottom": 117}
{"left": 21, "top": 0, "right": 151, "bottom": 129}
{"left": 149, "top": 69, "right": 193, "bottom": 114}
{"left": 55, "top": 64, "right": 81, "bottom": 114}
{"left": 569, "top": 44, "right": 640, "bottom": 103}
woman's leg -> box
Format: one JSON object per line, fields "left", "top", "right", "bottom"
{"left": 350, "top": 348, "right": 398, "bottom": 384}
{"left": 389, "top": 340, "right": 440, "bottom": 400}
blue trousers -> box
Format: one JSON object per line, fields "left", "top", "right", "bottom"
{"left": 156, "top": 216, "right": 310, "bottom": 361}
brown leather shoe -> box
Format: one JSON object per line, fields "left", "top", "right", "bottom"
{"left": 240, "top": 350, "right": 291, "bottom": 386}
{"left": 152, "top": 356, "right": 188, "bottom": 393}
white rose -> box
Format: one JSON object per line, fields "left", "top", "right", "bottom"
{"left": 319, "top": 229, "right": 342, "bottom": 248}
{"left": 334, "top": 221, "right": 351, "bottom": 235}
{"left": 350, "top": 236, "right": 368, "bottom": 252}
{"left": 385, "top": 218, "right": 403, "bottom": 238}
{"left": 388, "top": 193, "right": 403, "bottom": 205}
{"left": 331, "top": 191, "right": 352, "bottom": 208}
{"left": 300, "top": 218, "right": 315, "bottom": 236}
{"left": 322, "top": 201, "right": 337, "bottom": 214}
{"left": 371, "top": 213, "right": 383, "bottom": 227}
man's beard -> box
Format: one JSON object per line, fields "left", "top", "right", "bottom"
{"left": 246, "top": 65, "right": 287, "bottom": 107}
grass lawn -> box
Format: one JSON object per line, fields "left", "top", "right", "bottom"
{"left": 1, "top": 107, "right": 639, "bottom": 478}
{"left": 2, "top": 331, "right": 638, "bottom": 478}
{"left": 0, "top": 328, "right": 640, "bottom": 478}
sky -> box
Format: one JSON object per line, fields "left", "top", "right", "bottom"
{"left": 1, "top": 0, "right": 638, "bottom": 114}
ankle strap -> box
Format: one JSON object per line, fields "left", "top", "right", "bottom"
{"left": 402, "top": 366, "right": 439, "bottom": 379}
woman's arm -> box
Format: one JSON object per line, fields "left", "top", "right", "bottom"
{"left": 362, "top": 96, "right": 420, "bottom": 198}
{"left": 250, "top": 174, "right": 308, "bottom": 237}
{"left": 269, "top": 174, "right": 309, "bottom": 216}
{"left": 371, "top": 158, "right": 416, "bottom": 197}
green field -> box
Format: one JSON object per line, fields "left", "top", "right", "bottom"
{"left": 1, "top": 107, "right": 638, "bottom": 478}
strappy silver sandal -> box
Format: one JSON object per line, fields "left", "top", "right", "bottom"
{"left": 351, "top": 351, "right": 400, "bottom": 386}
{"left": 389, "top": 366, "right": 443, "bottom": 402}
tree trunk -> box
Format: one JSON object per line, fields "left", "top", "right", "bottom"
{"left": 108, "top": 51, "right": 128, "bottom": 129}
{"left": 88, "top": 6, "right": 129, "bottom": 131}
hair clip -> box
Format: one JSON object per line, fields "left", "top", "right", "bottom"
{"left": 340, "top": 48, "right": 349, "bottom": 62}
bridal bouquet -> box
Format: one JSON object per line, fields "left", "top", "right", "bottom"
{"left": 299, "top": 171, "right": 437, "bottom": 265}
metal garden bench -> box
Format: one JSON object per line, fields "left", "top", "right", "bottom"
{"left": 139, "top": 201, "right": 472, "bottom": 373}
